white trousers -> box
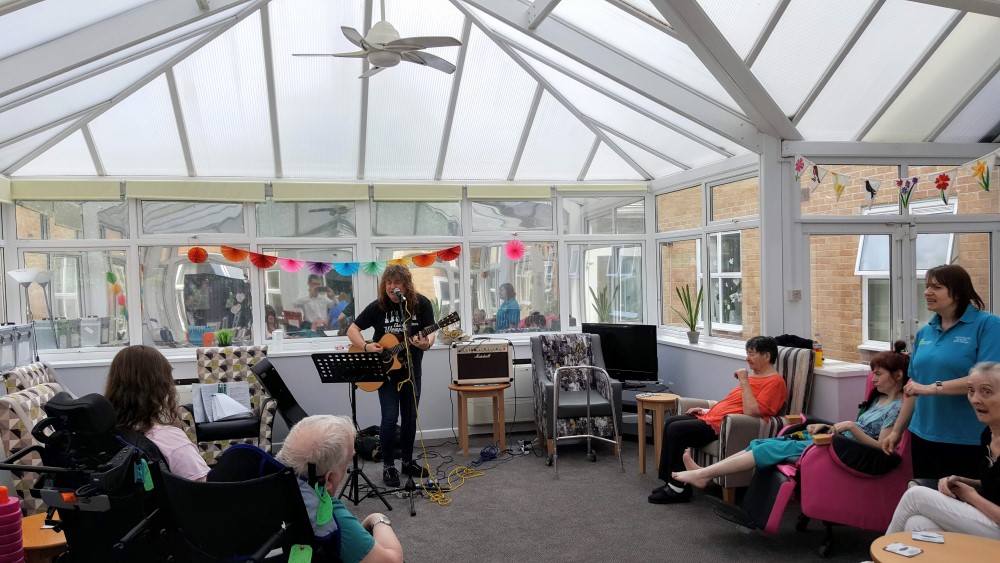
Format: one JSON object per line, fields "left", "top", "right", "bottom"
{"left": 887, "top": 485, "right": 1000, "bottom": 539}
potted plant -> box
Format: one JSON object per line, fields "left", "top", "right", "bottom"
{"left": 673, "top": 284, "right": 703, "bottom": 344}
{"left": 588, "top": 285, "right": 619, "bottom": 323}
{"left": 215, "top": 328, "right": 235, "bottom": 347}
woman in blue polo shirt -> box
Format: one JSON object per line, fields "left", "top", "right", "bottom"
{"left": 883, "top": 264, "right": 1000, "bottom": 479}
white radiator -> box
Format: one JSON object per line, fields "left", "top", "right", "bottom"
{"left": 469, "top": 363, "right": 534, "bottom": 425}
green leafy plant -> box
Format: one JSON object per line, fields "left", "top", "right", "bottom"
{"left": 588, "top": 284, "right": 619, "bottom": 323}
{"left": 672, "top": 284, "right": 703, "bottom": 332}
{"left": 215, "top": 328, "right": 235, "bottom": 346}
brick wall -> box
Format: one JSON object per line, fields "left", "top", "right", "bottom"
{"left": 656, "top": 186, "right": 701, "bottom": 232}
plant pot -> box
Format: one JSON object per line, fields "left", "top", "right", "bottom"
{"left": 687, "top": 331, "right": 700, "bottom": 345}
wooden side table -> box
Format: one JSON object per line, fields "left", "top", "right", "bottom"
{"left": 22, "top": 512, "right": 67, "bottom": 563}
{"left": 871, "top": 531, "right": 1000, "bottom": 562}
{"left": 448, "top": 383, "right": 511, "bottom": 457}
{"left": 636, "top": 393, "right": 679, "bottom": 474}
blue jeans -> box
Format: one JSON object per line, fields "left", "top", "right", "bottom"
{"left": 378, "top": 374, "right": 421, "bottom": 466}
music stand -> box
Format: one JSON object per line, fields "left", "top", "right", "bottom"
{"left": 311, "top": 352, "right": 392, "bottom": 510}
{"left": 250, "top": 358, "right": 308, "bottom": 428}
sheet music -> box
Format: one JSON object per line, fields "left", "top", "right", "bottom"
{"left": 192, "top": 382, "right": 253, "bottom": 423}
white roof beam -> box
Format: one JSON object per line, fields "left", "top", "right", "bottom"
{"left": 357, "top": 0, "right": 374, "bottom": 180}
{"left": 0, "top": 0, "right": 44, "bottom": 17}
{"left": 650, "top": 0, "right": 800, "bottom": 141}
{"left": 578, "top": 137, "right": 600, "bottom": 181}
{"left": 435, "top": 18, "right": 473, "bottom": 180}
{"left": 908, "top": 0, "right": 1000, "bottom": 18}
{"left": 166, "top": 69, "right": 196, "bottom": 177}
{"left": 782, "top": 141, "right": 1000, "bottom": 161}
{"left": 793, "top": 0, "right": 884, "bottom": 126}
{"left": 926, "top": 56, "right": 1000, "bottom": 142}
{"left": 587, "top": 119, "right": 691, "bottom": 170}
{"left": 527, "top": 0, "right": 561, "bottom": 29}
{"left": 605, "top": 0, "right": 679, "bottom": 40}
{"left": 743, "top": 0, "right": 788, "bottom": 68}
{"left": 509, "top": 84, "right": 544, "bottom": 180}
{"left": 459, "top": 0, "right": 761, "bottom": 152}
{"left": 0, "top": 103, "right": 107, "bottom": 151}
{"left": 452, "top": 0, "right": 652, "bottom": 179}
{"left": 81, "top": 124, "right": 105, "bottom": 176}
{"left": 260, "top": 5, "right": 282, "bottom": 178}
{"left": 854, "top": 11, "right": 965, "bottom": 141}
{"left": 0, "top": 0, "right": 255, "bottom": 99}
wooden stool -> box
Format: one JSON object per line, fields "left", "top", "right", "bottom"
{"left": 22, "top": 512, "right": 67, "bottom": 563}
{"left": 636, "top": 393, "right": 679, "bottom": 474}
{"left": 871, "top": 531, "right": 1000, "bottom": 562}
{"left": 448, "top": 383, "right": 511, "bottom": 457}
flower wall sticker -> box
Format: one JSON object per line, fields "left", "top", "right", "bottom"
{"left": 934, "top": 171, "right": 954, "bottom": 204}
{"left": 897, "top": 177, "right": 918, "bottom": 209}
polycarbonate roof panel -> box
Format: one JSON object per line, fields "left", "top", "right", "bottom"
{"left": 697, "top": 0, "right": 779, "bottom": 60}
{"left": 89, "top": 75, "right": 187, "bottom": 177}
{"left": 0, "top": 122, "right": 75, "bottom": 174}
{"left": 618, "top": 0, "right": 669, "bottom": 25}
{"left": 16, "top": 130, "right": 96, "bottom": 176}
{"left": 0, "top": 0, "right": 152, "bottom": 60}
{"left": 752, "top": 0, "right": 875, "bottom": 115}
{"left": 442, "top": 25, "right": 536, "bottom": 181}
{"left": 550, "top": 0, "right": 738, "bottom": 111}
{"left": 516, "top": 92, "right": 594, "bottom": 181}
{"left": 937, "top": 69, "right": 1000, "bottom": 143}
{"left": 865, "top": 13, "right": 1000, "bottom": 142}
{"left": 0, "top": 35, "right": 200, "bottom": 146}
{"left": 270, "top": 0, "right": 364, "bottom": 178}
{"left": 173, "top": 11, "right": 273, "bottom": 177}
{"left": 603, "top": 129, "right": 681, "bottom": 179}
{"left": 585, "top": 142, "right": 643, "bottom": 181}
{"left": 365, "top": 0, "right": 463, "bottom": 180}
{"left": 795, "top": 0, "right": 956, "bottom": 141}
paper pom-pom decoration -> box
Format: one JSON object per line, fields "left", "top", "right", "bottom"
{"left": 411, "top": 253, "right": 437, "bottom": 267}
{"left": 277, "top": 258, "right": 304, "bottom": 272}
{"left": 117, "top": 294, "right": 127, "bottom": 307}
{"left": 221, "top": 246, "right": 249, "bottom": 262}
{"left": 106, "top": 272, "right": 117, "bottom": 284}
{"left": 110, "top": 283, "right": 122, "bottom": 295}
{"left": 334, "top": 262, "right": 360, "bottom": 276}
{"left": 505, "top": 240, "right": 526, "bottom": 261}
{"left": 249, "top": 253, "right": 277, "bottom": 269}
{"left": 187, "top": 247, "right": 208, "bottom": 264}
{"left": 437, "top": 245, "right": 461, "bottom": 261}
{"left": 361, "top": 261, "right": 386, "bottom": 276}
{"left": 308, "top": 261, "right": 334, "bottom": 275}
{"left": 387, "top": 257, "right": 412, "bottom": 267}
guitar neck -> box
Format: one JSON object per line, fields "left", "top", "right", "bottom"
{"left": 386, "top": 322, "right": 441, "bottom": 356}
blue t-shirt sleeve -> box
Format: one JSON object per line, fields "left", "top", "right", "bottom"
{"left": 332, "top": 500, "right": 375, "bottom": 563}
{"left": 976, "top": 313, "right": 1000, "bottom": 362}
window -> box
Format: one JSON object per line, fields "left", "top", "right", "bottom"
{"left": 260, "top": 247, "right": 356, "bottom": 339}
{"left": 709, "top": 232, "right": 743, "bottom": 329}
{"left": 561, "top": 196, "right": 645, "bottom": 235}
{"left": 470, "top": 200, "right": 553, "bottom": 232}
{"left": 16, "top": 200, "right": 128, "bottom": 240}
{"left": 256, "top": 201, "right": 357, "bottom": 237}
{"left": 371, "top": 202, "right": 460, "bottom": 236}
{"left": 710, "top": 177, "right": 758, "bottom": 221}
{"left": 656, "top": 186, "right": 701, "bottom": 232}
{"left": 141, "top": 201, "right": 245, "bottom": 234}
{"left": 660, "top": 239, "right": 700, "bottom": 330}
{"left": 568, "top": 243, "right": 643, "bottom": 325}
{"left": 375, "top": 248, "right": 461, "bottom": 324}
{"left": 468, "top": 242, "right": 558, "bottom": 333}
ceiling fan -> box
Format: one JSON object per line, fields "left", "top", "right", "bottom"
{"left": 293, "top": 0, "right": 462, "bottom": 79}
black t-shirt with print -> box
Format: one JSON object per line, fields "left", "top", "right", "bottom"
{"left": 353, "top": 294, "right": 434, "bottom": 376}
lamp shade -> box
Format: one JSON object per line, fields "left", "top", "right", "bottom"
{"left": 6, "top": 268, "right": 40, "bottom": 286}
{"left": 33, "top": 270, "right": 52, "bottom": 285}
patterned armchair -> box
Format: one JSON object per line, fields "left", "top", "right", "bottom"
{"left": 530, "top": 333, "right": 623, "bottom": 473}
{"left": 680, "top": 345, "right": 815, "bottom": 502}
{"left": 193, "top": 346, "right": 277, "bottom": 464}
{"left": 2, "top": 362, "right": 66, "bottom": 395}
{"left": 0, "top": 384, "right": 62, "bottom": 514}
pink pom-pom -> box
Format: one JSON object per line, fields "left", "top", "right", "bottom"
{"left": 505, "top": 240, "right": 526, "bottom": 261}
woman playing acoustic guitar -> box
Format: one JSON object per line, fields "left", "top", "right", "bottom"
{"left": 346, "top": 265, "right": 435, "bottom": 488}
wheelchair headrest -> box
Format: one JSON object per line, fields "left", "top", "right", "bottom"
{"left": 34, "top": 392, "right": 122, "bottom": 464}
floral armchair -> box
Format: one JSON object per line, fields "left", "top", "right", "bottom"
{"left": 0, "top": 384, "right": 62, "bottom": 514}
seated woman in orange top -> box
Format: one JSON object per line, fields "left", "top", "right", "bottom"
{"left": 648, "top": 336, "right": 787, "bottom": 504}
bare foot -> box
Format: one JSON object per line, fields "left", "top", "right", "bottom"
{"left": 672, "top": 469, "right": 711, "bottom": 489}
{"left": 682, "top": 448, "right": 702, "bottom": 472}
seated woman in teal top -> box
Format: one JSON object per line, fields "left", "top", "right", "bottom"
{"left": 494, "top": 283, "right": 521, "bottom": 331}
{"left": 673, "top": 342, "right": 907, "bottom": 490}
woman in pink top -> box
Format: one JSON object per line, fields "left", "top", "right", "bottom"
{"left": 104, "top": 345, "right": 210, "bottom": 481}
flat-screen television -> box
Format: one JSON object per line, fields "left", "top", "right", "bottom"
{"left": 582, "top": 323, "right": 658, "bottom": 384}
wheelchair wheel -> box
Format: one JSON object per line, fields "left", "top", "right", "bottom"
{"left": 586, "top": 450, "right": 597, "bottom": 462}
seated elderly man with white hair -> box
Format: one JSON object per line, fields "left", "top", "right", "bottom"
{"left": 277, "top": 415, "right": 404, "bottom": 563}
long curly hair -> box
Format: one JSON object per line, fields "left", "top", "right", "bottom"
{"left": 105, "top": 345, "right": 179, "bottom": 433}
{"left": 377, "top": 264, "right": 422, "bottom": 313}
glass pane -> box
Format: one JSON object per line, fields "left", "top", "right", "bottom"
{"left": 568, "top": 243, "right": 643, "bottom": 325}
{"left": 376, "top": 248, "right": 461, "bottom": 323}
{"left": 16, "top": 200, "right": 128, "bottom": 240}
{"left": 909, "top": 165, "right": 1000, "bottom": 216}
{"left": 800, "top": 164, "right": 899, "bottom": 216}
{"left": 938, "top": 71, "right": 1000, "bottom": 143}
{"left": 586, "top": 142, "right": 643, "bottom": 181}
{"left": 660, "top": 239, "right": 700, "bottom": 330}
{"left": 371, "top": 202, "right": 460, "bottom": 236}
{"left": 260, "top": 248, "right": 355, "bottom": 339}
{"left": 709, "top": 232, "right": 741, "bottom": 273}
{"left": 23, "top": 250, "right": 129, "bottom": 349}
{"left": 858, "top": 234, "right": 890, "bottom": 273}
{"left": 867, "top": 278, "right": 891, "bottom": 342}
{"left": 0, "top": 0, "right": 145, "bottom": 59}
{"left": 587, "top": 214, "right": 612, "bottom": 234}
{"left": 470, "top": 201, "right": 553, "bottom": 232}
{"left": 656, "top": 186, "right": 702, "bottom": 232}
{"left": 517, "top": 92, "right": 595, "bottom": 181}
{"left": 708, "top": 228, "right": 757, "bottom": 341}
{"left": 697, "top": 0, "right": 779, "bottom": 59}
{"left": 468, "top": 242, "right": 558, "bottom": 333}
{"left": 615, "top": 201, "right": 645, "bottom": 234}
{"left": 16, "top": 131, "right": 96, "bottom": 176}
{"left": 140, "top": 246, "right": 252, "bottom": 349}
{"left": 603, "top": 130, "right": 681, "bottom": 179}
{"left": 256, "top": 201, "right": 357, "bottom": 237}
{"left": 920, "top": 232, "right": 991, "bottom": 314}
{"left": 710, "top": 176, "right": 759, "bottom": 221}
{"left": 711, "top": 278, "right": 743, "bottom": 327}
{"left": 142, "top": 201, "right": 245, "bottom": 235}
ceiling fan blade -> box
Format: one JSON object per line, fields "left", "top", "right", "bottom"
{"left": 388, "top": 36, "right": 462, "bottom": 49}
{"left": 381, "top": 44, "right": 424, "bottom": 53}
{"left": 401, "top": 51, "right": 456, "bottom": 74}
{"left": 342, "top": 26, "right": 365, "bottom": 48}
{"left": 293, "top": 51, "right": 367, "bottom": 58}
{"left": 359, "top": 66, "right": 385, "bottom": 79}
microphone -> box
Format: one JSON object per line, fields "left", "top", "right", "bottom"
{"left": 392, "top": 288, "right": 406, "bottom": 301}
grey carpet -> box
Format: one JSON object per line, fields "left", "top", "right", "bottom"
{"left": 341, "top": 432, "right": 881, "bottom": 562}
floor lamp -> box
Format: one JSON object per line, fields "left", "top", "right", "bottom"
{"left": 32, "top": 270, "right": 57, "bottom": 348}
{"left": 6, "top": 268, "right": 41, "bottom": 361}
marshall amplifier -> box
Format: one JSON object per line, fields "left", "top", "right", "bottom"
{"left": 450, "top": 340, "right": 513, "bottom": 385}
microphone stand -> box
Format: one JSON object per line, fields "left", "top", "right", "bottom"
{"left": 395, "top": 294, "right": 419, "bottom": 516}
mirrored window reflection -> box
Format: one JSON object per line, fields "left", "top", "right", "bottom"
{"left": 140, "top": 246, "right": 252, "bottom": 348}
{"left": 256, "top": 201, "right": 357, "bottom": 237}
{"left": 374, "top": 248, "right": 461, "bottom": 327}
{"left": 22, "top": 250, "right": 129, "bottom": 349}
{"left": 468, "top": 242, "right": 558, "bottom": 333}
{"left": 562, "top": 196, "right": 645, "bottom": 235}
{"left": 470, "top": 201, "right": 553, "bottom": 232}
{"left": 260, "top": 248, "right": 356, "bottom": 339}
{"left": 16, "top": 200, "right": 128, "bottom": 240}
{"left": 567, "top": 243, "right": 643, "bottom": 325}
{"left": 141, "top": 201, "right": 245, "bottom": 234}
{"left": 371, "top": 202, "right": 460, "bottom": 236}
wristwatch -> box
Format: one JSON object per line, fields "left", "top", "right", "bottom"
{"left": 371, "top": 516, "right": 392, "bottom": 529}
{"left": 935, "top": 380, "right": 943, "bottom": 393}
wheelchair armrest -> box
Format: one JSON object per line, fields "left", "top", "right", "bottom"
{"left": 809, "top": 435, "right": 902, "bottom": 477}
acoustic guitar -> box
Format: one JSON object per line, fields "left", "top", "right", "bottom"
{"left": 351, "top": 312, "right": 460, "bottom": 392}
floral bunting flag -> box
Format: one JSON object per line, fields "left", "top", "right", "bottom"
{"left": 361, "top": 261, "right": 386, "bottom": 276}
{"left": 307, "top": 261, "right": 334, "bottom": 275}
{"left": 832, "top": 173, "right": 847, "bottom": 202}
{"left": 933, "top": 170, "right": 956, "bottom": 204}
{"left": 249, "top": 252, "right": 277, "bottom": 269}
{"left": 411, "top": 253, "right": 437, "bottom": 268}
{"left": 809, "top": 165, "right": 827, "bottom": 193}
{"left": 437, "top": 245, "right": 462, "bottom": 261}
{"left": 967, "top": 153, "right": 995, "bottom": 192}
{"left": 897, "top": 177, "right": 918, "bottom": 210}
{"left": 794, "top": 155, "right": 806, "bottom": 181}
{"left": 334, "top": 262, "right": 360, "bottom": 276}
{"left": 863, "top": 179, "right": 882, "bottom": 210}
{"left": 220, "top": 246, "right": 249, "bottom": 262}
{"left": 277, "top": 258, "right": 305, "bottom": 273}
{"left": 387, "top": 257, "right": 412, "bottom": 267}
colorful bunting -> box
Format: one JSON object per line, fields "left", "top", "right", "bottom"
{"left": 220, "top": 246, "right": 249, "bottom": 262}
{"left": 334, "top": 262, "right": 360, "bottom": 276}
{"left": 933, "top": 171, "right": 955, "bottom": 204}
{"left": 832, "top": 173, "right": 847, "bottom": 202}
{"left": 106, "top": 272, "right": 117, "bottom": 284}
{"left": 278, "top": 258, "right": 305, "bottom": 273}
{"left": 505, "top": 240, "right": 526, "bottom": 261}
{"left": 967, "top": 153, "right": 995, "bottom": 192}
{"left": 793, "top": 156, "right": 806, "bottom": 182}
{"left": 387, "top": 257, "right": 412, "bottom": 267}
{"left": 249, "top": 253, "right": 278, "bottom": 269}
{"left": 411, "top": 253, "right": 437, "bottom": 267}
{"left": 307, "top": 261, "right": 334, "bottom": 275}
{"left": 897, "top": 177, "right": 918, "bottom": 210}
{"left": 361, "top": 261, "right": 387, "bottom": 276}
{"left": 437, "top": 245, "right": 462, "bottom": 261}
{"left": 188, "top": 247, "right": 208, "bottom": 264}
{"left": 864, "top": 179, "right": 882, "bottom": 210}
{"left": 809, "top": 165, "right": 827, "bottom": 193}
